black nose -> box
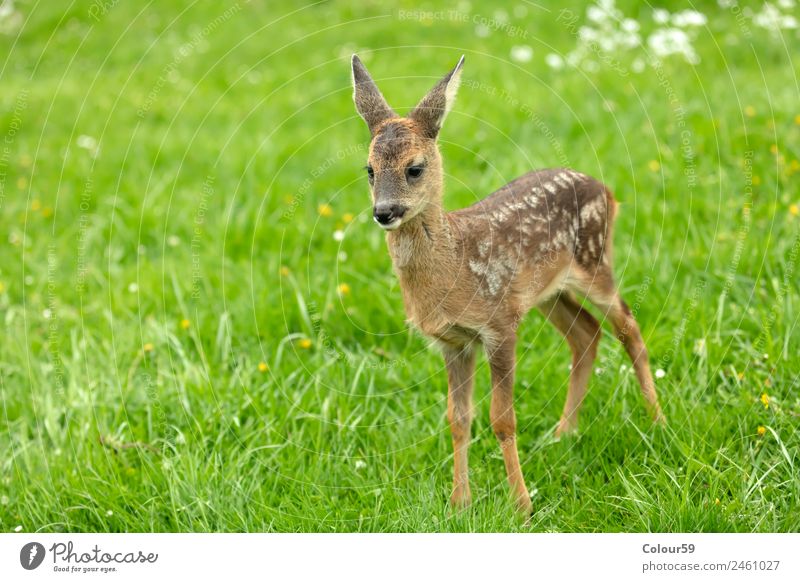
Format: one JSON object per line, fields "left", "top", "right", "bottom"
{"left": 373, "top": 203, "right": 407, "bottom": 225}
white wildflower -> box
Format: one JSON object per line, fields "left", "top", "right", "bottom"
{"left": 354, "top": 459, "right": 367, "bottom": 470}
{"left": 672, "top": 10, "right": 708, "bottom": 27}
{"left": 76, "top": 135, "right": 98, "bottom": 151}
{"left": 653, "top": 8, "right": 670, "bottom": 24}
{"left": 655, "top": 369, "right": 666, "bottom": 379}
{"left": 693, "top": 338, "right": 707, "bottom": 358}
{"left": 587, "top": 6, "right": 608, "bottom": 23}
{"left": 332, "top": 229, "right": 345, "bottom": 242}
{"left": 545, "top": 53, "right": 565, "bottom": 69}
{"left": 647, "top": 28, "right": 700, "bottom": 64}
{"left": 510, "top": 45, "right": 533, "bottom": 63}
{"left": 622, "top": 18, "right": 639, "bottom": 32}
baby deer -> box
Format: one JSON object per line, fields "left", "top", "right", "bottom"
{"left": 351, "top": 55, "right": 665, "bottom": 514}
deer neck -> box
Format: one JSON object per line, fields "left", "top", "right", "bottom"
{"left": 386, "top": 200, "right": 453, "bottom": 276}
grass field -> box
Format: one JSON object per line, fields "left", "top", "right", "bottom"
{"left": 1, "top": 0, "right": 799, "bottom": 532}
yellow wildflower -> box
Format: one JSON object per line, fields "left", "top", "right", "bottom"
{"left": 337, "top": 283, "right": 350, "bottom": 295}
{"left": 342, "top": 213, "right": 354, "bottom": 223}
{"left": 318, "top": 203, "right": 333, "bottom": 217}
{"left": 648, "top": 160, "right": 660, "bottom": 172}
{"left": 0, "top": 282, "right": 5, "bottom": 293}
{"left": 143, "top": 343, "right": 154, "bottom": 353}
{"left": 770, "top": 144, "right": 778, "bottom": 155}
{"left": 280, "top": 266, "right": 290, "bottom": 277}
{"left": 41, "top": 207, "right": 53, "bottom": 218}
{"left": 760, "top": 393, "right": 769, "bottom": 409}
{"left": 180, "top": 319, "right": 191, "bottom": 330}
{"left": 298, "top": 338, "right": 312, "bottom": 349}
{"left": 795, "top": 114, "right": 800, "bottom": 125}
{"left": 31, "top": 199, "right": 41, "bottom": 211}
{"left": 790, "top": 204, "right": 799, "bottom": 217}
{"left": 752, "top": 176, "right": 761, "bottom": 185}
{"left": 744, "top": 105, "right": 756, "bottom": 117}
{"left": 757, "top": 425, "right": 766, "bottom": 437}
{"left": 714, "top": 498, "right": 720, "bottom": 505}
{"left": 258, "top": 361, "right": 269, "bottom": 372}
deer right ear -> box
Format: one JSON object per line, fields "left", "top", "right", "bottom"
{"left": 351, "top": 55, "right": 396, "bottom": 136}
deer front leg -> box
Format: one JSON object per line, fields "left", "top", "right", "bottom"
{"left": 443, "top": 344, "right": 476, "bottom": 509}
{"left": 486, "top": 334, "right": 531, "bottom": 514}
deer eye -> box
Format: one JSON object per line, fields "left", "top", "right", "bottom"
{"left": 406, "top": 165, "right": 424, "bottom": 180}
{"left": 366, "top": 165, "right": 374, "bottom": 182}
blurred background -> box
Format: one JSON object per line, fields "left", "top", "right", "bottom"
{"left": 0, "top": 0, "right": 798, "bottom": 532}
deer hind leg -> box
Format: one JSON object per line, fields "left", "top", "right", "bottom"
{"left": 442, "top": 344, "right": 476, "bottom": 508}
{"left": 539, "top": 292, "right": 602, "bottom": 436}
{"left": 574, "top": 268, "right": 666, "bottom": 425}
{"left": 486, "top": 333, "right": 531, "bottom": 514}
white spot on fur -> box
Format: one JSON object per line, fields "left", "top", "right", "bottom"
{"left": 580, "top": 196, "right": 606, "bottom": 223}
{"left": 543, "top": 182, "right": 557, "bottom": 194}
{"left": 469, "top": 254, "right": 515, "bottom": 297}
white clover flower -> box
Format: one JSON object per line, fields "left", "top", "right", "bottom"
{"left": 354, "top": 460, "right": 367, "bottom": 470}
{"left": 545, "top": 53, "right": 564, "bottom": 70}
{"left": 655, "top": 369, "right": 666, "bottom": 379}
{"left": 332, "top": 229, "right": 345, "bottom": 242}
{"left": 510, "top": 45, "right": 534, "bottom": 63}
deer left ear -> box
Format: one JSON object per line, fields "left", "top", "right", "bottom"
{"left": 409, "top": 55, "right": 465, "bottom": 139}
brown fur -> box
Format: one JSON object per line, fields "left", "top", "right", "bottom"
{"left": 352, "top": 55, "right": 665, "bottom": 514}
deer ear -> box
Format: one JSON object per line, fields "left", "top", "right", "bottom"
{"left": 409, "top": 55, "right": 465, "bottom": 139}
{"left": 351, "top": 55, "right": 396, "bottom": 136}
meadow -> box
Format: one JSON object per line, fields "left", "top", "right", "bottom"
{"left": 1, "top": 0, "right": 799, "bottom": 532}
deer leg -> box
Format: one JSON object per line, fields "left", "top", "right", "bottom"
{"left": 443, "top": 344, "right": 476, "bottom": 508}
{"left": 585, "top": 288, "right": 665, "bottom": 425}
{"left": 539, "top": 293, "right": 602, "bottom": 436}
{"left": 606, "top": 296, "right": 665, "bottom": 423}
{"left": 486, "top": 334, "right": 531, "bottom": 514}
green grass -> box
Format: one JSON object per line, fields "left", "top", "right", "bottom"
{"left": 1, "top": 0, "right": 799, "bottom": 532}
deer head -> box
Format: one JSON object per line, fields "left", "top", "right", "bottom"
{"left": 351, "top": 55, "right": 464, "bottom": 230}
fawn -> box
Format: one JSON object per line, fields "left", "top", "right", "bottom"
{"left": 351, "top": 55, "right": 665, "bottom": 513}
